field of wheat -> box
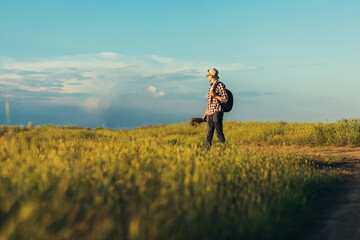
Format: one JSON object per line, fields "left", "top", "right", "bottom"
{"left": 0, "top": 119, "right": 358, "bottom": 239}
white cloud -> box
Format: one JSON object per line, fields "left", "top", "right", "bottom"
{"left": 149, "top": 55, "right": 176, "bottom": 64}
{"left": 148, "top": 86, "right": 164, "bottom": 97}
{"left": 148, "top": 86, "right": 157, "bottom": 93}
{"left": 81, "top": 71, "right": 96, "bottom": 78}
{"left": 0, "top": 73, "right": 24, "bottom": 80}
{"left": 81, "top": 97, "right": 111, "bottom": 112}
{"left": 154, "top": 91, "right": 165, "bottom": 97}
{"left": 100, "top": 52, "right": 119, "bottom": 58}
{"left": 27, "top": 73, "right": 48, "bottom": 79}
{"left": 61, "top": 84, "right": 84, "bottom": 94}
{"left": 20, "top": 86, "right": 49, "bottom": 92}
{"left": 0, "top": 80, "right": 21, "bottom": 87}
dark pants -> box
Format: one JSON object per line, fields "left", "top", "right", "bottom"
{"left": 206, "top": 111, "right": 225, "bottom": 147}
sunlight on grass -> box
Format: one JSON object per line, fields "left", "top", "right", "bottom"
{"left": 0, "top": 119, "right": 357, "bottom": 239}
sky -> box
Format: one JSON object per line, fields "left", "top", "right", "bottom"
{"left": 1, "top": 0, "right": 360, "bottom": 129}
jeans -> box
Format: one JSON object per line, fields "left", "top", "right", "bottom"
{"left": 205, "top": 111, "right": 225, "bottom": 147}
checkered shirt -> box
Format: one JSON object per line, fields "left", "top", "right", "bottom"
{"left": 207, "top": 81, "right": 228, "bottom": 115}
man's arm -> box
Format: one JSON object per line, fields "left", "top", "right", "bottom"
{"left": 202, "top": 109, "right": 209, "bottom": 120}
{"left": 202, "top": 112, "right": 207, "bottom": 120}
{"left": 203, "top": 91, "right": 211, "bottom": 120}
{"left": 213, "top": 96, "right": 222, "bottom": 102}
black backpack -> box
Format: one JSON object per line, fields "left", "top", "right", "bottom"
{"left": 214, "top": 82, "right": 233, "bottom": 112}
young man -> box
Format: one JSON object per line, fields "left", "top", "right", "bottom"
{"left": 202, "top": 68, "right": 228, "bottom": 149}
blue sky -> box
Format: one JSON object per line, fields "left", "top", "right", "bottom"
{"left": 1, "top": 0, "right": 360, "bottom": 128}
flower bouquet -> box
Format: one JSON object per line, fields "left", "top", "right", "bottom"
{"left": 190, "top": 117, "right": 206, "bottom": 127}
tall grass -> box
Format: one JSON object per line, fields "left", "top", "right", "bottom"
{"left": 224, "top": 117, "right": 360, "bottom": 147}
{"left": 0, "top": 119, "right": 355, "bottom": 239}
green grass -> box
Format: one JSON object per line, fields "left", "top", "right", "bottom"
{"left": 0, "top": 119, "right": 357, "bottom": 239}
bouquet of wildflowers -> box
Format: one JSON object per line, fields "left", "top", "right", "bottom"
{"left": 190, "top": 117, "right": 206, "bottom": 127}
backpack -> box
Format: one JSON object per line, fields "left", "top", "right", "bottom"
{"left": 214, "top": 82, "right": 233, "bottom": 112}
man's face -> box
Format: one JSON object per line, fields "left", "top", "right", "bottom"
{"left": 207, "top": 72, "right": 212, "bottom": 82}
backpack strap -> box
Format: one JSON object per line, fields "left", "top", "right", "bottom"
{"left": 212, "top": 81, "right": 224, "bottom": 99}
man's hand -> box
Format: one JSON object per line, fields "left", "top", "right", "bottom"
{"left": 202, "top": 111, "right": 208, "bottom": 120}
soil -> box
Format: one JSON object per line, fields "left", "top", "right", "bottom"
{"left": 281, "top": 146, "right": 360, "bottom": 240}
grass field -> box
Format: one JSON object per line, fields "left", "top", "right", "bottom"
{"left": 0, "top": 119, "right": 358, "bottom": 239}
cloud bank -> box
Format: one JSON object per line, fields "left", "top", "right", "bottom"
{"left": 0, "top": 52, "right": 257, "bottom": 128}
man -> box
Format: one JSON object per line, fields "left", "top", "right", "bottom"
{"left": 202, "top": 68, "right": 228, "bottom": 149}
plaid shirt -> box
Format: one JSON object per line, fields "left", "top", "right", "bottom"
{"left": 207, "top": 81, "right": 228, "bottom": 115}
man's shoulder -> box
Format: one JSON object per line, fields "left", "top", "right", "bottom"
{"left": 217, "top": 81, "right": 226, "bottom": 89}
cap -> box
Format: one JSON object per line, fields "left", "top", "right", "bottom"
{"left": 208, "top": 68, "right": 220, "bottom": 80}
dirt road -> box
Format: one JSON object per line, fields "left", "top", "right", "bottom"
{"left": 288, "top": 147, "right": 360, "bottom": 240}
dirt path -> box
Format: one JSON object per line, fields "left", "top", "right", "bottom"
{"left": 285, "top": 147, "right": 360, "bottom": 240}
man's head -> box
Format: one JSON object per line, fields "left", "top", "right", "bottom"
{"left": 207, "top": 68, "right": 219, "bottom": 82}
